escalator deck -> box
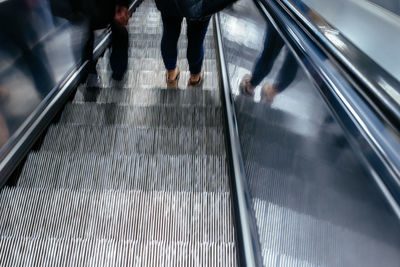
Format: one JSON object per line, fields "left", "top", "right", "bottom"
{"left": 0, "top": 1, "right": 237, "bottom": 265}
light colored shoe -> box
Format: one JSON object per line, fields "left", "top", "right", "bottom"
{"left": 166, "top": 67, "right": 180, "bottom": 88}
{"left": 0, "top": 87, "right": 10, "bottom": 102}
{"left": 187, "top": 69, "right": 204, "bottom": 88}
{"left": 261, "top": 83, "right": 279, "bottom": 103}
{"left": 239, "top": 74, "right": 255, "bottom": 97}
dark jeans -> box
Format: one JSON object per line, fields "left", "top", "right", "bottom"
{"left": 160, "top": 13, "right": 210, "bottom": 75}
{"left": 83, "top": 21, "right": 129, "bottom": 80}
{"left": 251, "top": 25, "right": 298, "bottom": 92}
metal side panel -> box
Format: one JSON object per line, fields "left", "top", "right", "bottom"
{"left": 0, "top": 0, "right": 143, "bottom": 186}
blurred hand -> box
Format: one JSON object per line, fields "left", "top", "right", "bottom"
{"left": 114, "top": 6, "right": 130, "bottom": 27}
{"left": 26, "top": 0, "right": 38, "bottom": 9}
{"left": 0, "top": 113, "right": 9, "bottom": 147}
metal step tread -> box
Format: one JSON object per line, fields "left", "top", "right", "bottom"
{"left": 0, "top": 238, "right": 236, "bottom": 267}
{"left": 128, "top": 48, "right": 216, "bottom": 59}
{"left": 240, "top": 131, "right": 358, "bottom": 175}
{"left": 245, "top": 161, "right": 396, "bottom": 238}
{"left": 41, "top": 124, "right": 225, "bottom": 155}
{"left": 59, "top": 103, "right": 223, "bottom": 128}
{"left": 18, "top": 151, "right": 229, "bottom": 193}
{"left": 0, "top": 187, "right": 235, "bottom": 243}
{"left": 97, "top": 69, "right": 219, "bottom": 90}
{"left": 128, "top": 26, "right": 215, "bottom": 37}
{"left": 129, "top": 37, "right": 215, "bottom": 49}
{"left": 253, "top": 199, "right": 400, "bottom": 267}
{"left": 73, "top": 86, "right": 221, "bottom": 107}
{"left": 97, "top": 58, "right": 218, "bottom": 76}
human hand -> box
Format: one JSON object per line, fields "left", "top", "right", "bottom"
{"left": 114, "top": 6, "right": 130, "bottom": 26}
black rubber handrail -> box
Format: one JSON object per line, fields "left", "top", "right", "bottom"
{"left": 276, "top": 0, "right": 400, "bottom": 134}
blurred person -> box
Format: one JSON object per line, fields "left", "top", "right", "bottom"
{"left": 50, "top": 0, "right": 131, "bottom": 82}
{"left": 0, "top": 88, "right": 10, "bottom": 148}
{"left": 0, "top": 0, "right": 55, "bottom": 99}
{"left": 154, "top": 0, "right": 237, "bottom": 88}
{"left": 240, "top": 0, "right": 313, "bottom": 103}
{"left": 81, "top": 0, "right": 131, "bottom": 82}
{"left": 239, "top": 25, "right": 298, "bottom": 103}
{"left": 0, "top": 112, "right": 9, "bottom": 148}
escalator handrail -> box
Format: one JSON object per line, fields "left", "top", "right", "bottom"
{"left": 213, "top": 13, "right": 264, "bottom": 267}
{"left": 274, "top": 0, "right": 400, "bottom": 135}
{"left": 253, "top": 0, "right": 400, "bottom": 216}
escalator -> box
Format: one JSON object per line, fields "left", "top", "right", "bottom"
{"left": 0, "top": 1, "right": 237, "bottom": 265}
{"left": 217, "top": 0, "right": 400, "bottom": 266}
{"left": 1, "top": 0, "right": 400, "bottom": 266}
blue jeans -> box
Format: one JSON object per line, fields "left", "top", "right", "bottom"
{"left": 251, "top": 26, "right": 298, "bottom": 92}
{"left": 161, "top": 13, "right": 210, "bottom": 75}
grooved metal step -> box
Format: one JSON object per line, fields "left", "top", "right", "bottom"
{"left": 18, "top": 151, "right": 229, "bottom": 192}
{"left": 0, "top": 188, "right": 234, "bottom": 242}
{"left": 128, "top": 48, "right": 216, "bottom": 60}
{"left": 245, "top": 160, "right": 396, "bottom": 239}
{"left": 41, "top": 125, "right": 225, "bottom": 155}
{"left": 129, "top": 38, "right": 215, "bottom": 49}
{"left": 0, "top": 238, "right": 236, "bottom": 267}
{"left": 128, "top": 25, "right": 215, "bottom": 37}
{"left": 73, "top": 86, "right": 221, "bottom": 107}
{"left": 97, "top": 58, "right": 218, "bottom": 75}
{"left": 240, "top": 131, "right": 355, "bottom": 172}
{"left": 253, "top": 199, "right": 400, "bottom": 267}
{"left": 97, "top": 70, "right": 218, "bottom": 90}
{"left": 59, "top": 103, "right": 223, "bottom": 128}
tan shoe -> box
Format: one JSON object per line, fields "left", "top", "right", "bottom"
{"left": 166, "top": 67, "right": 180, "bottom": 88}
{"left": 0, "top": 87, "right": 10, "bottom": 102}
{"left": 261, "top": 84, "right": 279, "bottom": 104}
{"left": 187, "top": 69, "right": 204, "bottom": 88}
{"left": 239, "top": 74, "right": 255, "bottom": 97}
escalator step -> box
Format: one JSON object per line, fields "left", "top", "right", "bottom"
{"left": 97, "top": 70, "right": 218, "bottom": 90}
{"left": 59, "top": 103, "right": 223, "bottom": 128}
{"left": 129, "top": 37, "right": 215, "bottom": 49}
{"left": 107, "top": 70, "right": 218, "bottom": 89}
{"left": 128, "top": 25, "right": 214, "bottom": 37}
{"left": 73, "top": 86, "right": 221, "bottom": 107}
{"left": 252, "top": 199, "right": 400, "bottom": 267}
{"left": 97, "top": 58, "right": 218, "bottom": 76}
{"left": 18, "top": 151, "right": 229, "bottom": 192}
{"left": 0, "top": 238, "right": 236, "bottom": 267}
{"left": 262, "top": 248, "right": 318, "bottom": 267}
{"left": 128, "top": 47, "right": 216, "bottom": 60}
{"left": 244, "top": 160, "right": 391, "bottom": 236}
{"left": 0, "top": 187, "right": 235, "bottom": 243}
{"left": 41, "top": 125, "right": 225, "bottom": 155}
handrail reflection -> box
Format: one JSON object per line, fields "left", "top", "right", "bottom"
{"left": 277, "top": 0, "right": 400, "bottom": 132}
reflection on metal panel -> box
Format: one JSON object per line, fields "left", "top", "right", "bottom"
{"left": 0, "top": 1, "right": 89, "bottom": 151}
{"left": 220, "top": 0, "right": 400, "bottom": 265}
{"left": 301, "top": 0, "right": 400, "bottom": 80}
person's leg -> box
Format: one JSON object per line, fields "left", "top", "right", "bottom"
{"left": 160, "top": 13, "right": 183, "bottom": 87}
{"left": 250, "top": 26, "right": 284, "bottom": 87}
{"left": 161, "top": 13, "right": 183, "bottom": 71}
{"left": 110, "top": 21, "right": 129, "bottom": 81}
{"left": 83, "top": 28, "right": 96, "bottom": 74}
{"left": 186, "top": 17, "right": 210, "bottom": 76}
{"left": 23, "top": 44, "right": 55, "bottom": 98}
{"left": 261, "top": 50, "right": 298, "bottom": 103}
{"left": 275, "top": 51, "right": 298, "bottom": 92}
